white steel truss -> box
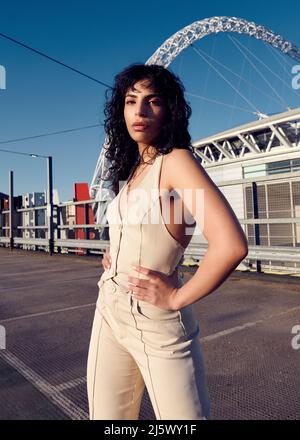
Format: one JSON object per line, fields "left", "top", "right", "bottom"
{"left": 145, "top": 16, "right": 300, "bottom": 67}
{"left": 192, "top": 107, "right": 300, "bottom": 166}
{"left": 90, "top": 16, "right": 300, "bottom": 230}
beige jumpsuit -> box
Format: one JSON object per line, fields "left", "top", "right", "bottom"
{"left": 86, "top": 153, "right": 211, "bottom": 420}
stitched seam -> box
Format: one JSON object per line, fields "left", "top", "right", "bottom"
{"left": 177, "top": 310, "right": 187, "bottom": 337}
{"left": 130, "top": 295, "right": 162, "bottom": 420}
{"left": 176, "top": 310, "right": 210, "bottom": 418}
{"left": 91, "top": 310, "right": 103, "bottom": 420}
{"left": 138, "top": 222, "right": 142, "bottom": 280}
{"left": 128, "top": 366, "right": 142, "bottom": 419}
{"left": 138, "top": 221, "right": 159, "bottom": 413}
{"left": 142, "top": 334, "right": 161, "bottom": 419}
{"left": 190, "top": 343, "right": 207, "bottom": 419}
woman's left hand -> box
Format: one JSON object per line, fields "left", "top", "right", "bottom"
{"left": 128, "top": 264, "right": 180, "bottom": 311}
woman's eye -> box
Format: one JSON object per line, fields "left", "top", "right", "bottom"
{"left": 150, "top": 101, "right": 161, "bottom": 107}
{"left": 125, "top": 99, "right": 161, "bottom": 105}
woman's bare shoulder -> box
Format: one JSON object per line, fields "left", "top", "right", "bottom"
{"left": 163, "top": 147, "right": 208, "bottom": 190}
{"left": 164, "top": 147, "right": 195, "bottom": 161}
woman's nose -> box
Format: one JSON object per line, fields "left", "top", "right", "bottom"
{"left": 135, "top": 102, "right": 147, "bottom": 116}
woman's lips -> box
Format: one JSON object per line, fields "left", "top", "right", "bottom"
{"left": 132, "top": 125, "right": 148, "bottom": 131}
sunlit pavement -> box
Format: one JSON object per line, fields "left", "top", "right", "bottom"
{"left": 0, "top": 247, "right": 299, "bottom": 420}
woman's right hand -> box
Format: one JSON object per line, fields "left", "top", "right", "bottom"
{"left": 102, "top": 247, "right": 112, "bottom": 271}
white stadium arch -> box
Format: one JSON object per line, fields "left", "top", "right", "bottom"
{"left": 90, "top": 16, "right": 300, "bottom": 234}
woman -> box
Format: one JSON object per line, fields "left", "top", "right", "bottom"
{"left": 87, "top": 63, "right": 248, "bottom": 420}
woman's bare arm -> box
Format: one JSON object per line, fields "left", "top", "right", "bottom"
{"left": 102, "top": 247, "right": 112, "bottom": 271}
{"left": 165, "top": 148, "right": 248, "bottom": 309}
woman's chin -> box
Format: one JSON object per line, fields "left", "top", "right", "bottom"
{"left": 131, "top": 134, "right": 153, "bottom": 144}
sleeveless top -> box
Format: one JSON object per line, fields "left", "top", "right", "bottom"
{"left": 97, "top": 153, "right": 186, "bottom": 291}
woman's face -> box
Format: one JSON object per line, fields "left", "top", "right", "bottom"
{"left": 123, "top": 79, "right": 167, "bottom": 148}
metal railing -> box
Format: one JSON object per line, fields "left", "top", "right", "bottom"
{"left": 1, "top": 171, "right": 300, "bottom": 273}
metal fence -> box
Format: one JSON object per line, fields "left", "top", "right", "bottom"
{"left": 1, "top": 171, "right": 300, "bottom": 273}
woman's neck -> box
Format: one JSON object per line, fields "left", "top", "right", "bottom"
{"left": 137, "top": 144, "right": 157, "bottom": 162}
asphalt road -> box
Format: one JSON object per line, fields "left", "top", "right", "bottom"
{"left": 0, "top": 247, "right": 299, "bottom": 420}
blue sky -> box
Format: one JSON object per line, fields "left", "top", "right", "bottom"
{"left": 0, "top": 0, "right": 299, "bottom": 200}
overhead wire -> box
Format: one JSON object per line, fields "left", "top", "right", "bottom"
{"left": 0, "top": 31, "right": 112, "bottom": 89}
{"left": 185, "top": 92, "right": 255, "bottom": 114}
{"left": 228, "top": 34, "right": 290, "bottom": 109}
{"left": 191, "top": 43, "right": 261, "bottom": 114}
{"left": 0, "top": 124, "right": 103, "bottom": 145}
{"left": 190, "top": 42, "right": 285, "bottom": 108}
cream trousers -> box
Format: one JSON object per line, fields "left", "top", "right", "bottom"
{"left": 86, "top": 277, "right": 211, "bottom": 420}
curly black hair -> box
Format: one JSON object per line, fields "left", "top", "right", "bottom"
{"left": 101, "top": 62, "right": 193, "bottom": 195}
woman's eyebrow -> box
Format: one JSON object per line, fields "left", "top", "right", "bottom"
{"left": 125, "top": 93, "right": 161, "bottom": 98}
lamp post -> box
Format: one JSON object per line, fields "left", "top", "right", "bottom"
{"left": 9, "top": 170, "right": 14, "bottom": 250}
{"left": 0, "top": 149, "right": 54, "bottom": 254}
{"left": 47, "top": 156, "right": 54, "bottom": 255}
